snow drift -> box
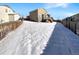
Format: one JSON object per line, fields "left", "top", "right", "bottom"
{"left": 0, "top": 21, "right": 56, "bottom": 55}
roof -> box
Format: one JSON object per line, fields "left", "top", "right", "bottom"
{"left": 0, "top": 5, "right": 21, "bottom": 17}
{"left": 30, "top": 8, "right": 47, "bottom": 13}
{"left": 0, "top": 5, "right": 15, "bottom": 13}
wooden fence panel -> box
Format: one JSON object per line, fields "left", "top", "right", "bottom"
{"left": 70, "top": 21, "right": 76, "bottom": 33}
{"left": 0, "top": 20, "right": 22, "bottom": 40}
{"left": 76, "top": 22, "right": 79, "bottom": 35}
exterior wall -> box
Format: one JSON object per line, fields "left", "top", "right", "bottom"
{"left": 38, "top": 13, "right": 42, "bottom": 22}
{"left": 0, "top": 6, "right": 14, "bottom": 23}
{"left": 42, "top": 14, "right": 49, "bottom": 22}
{"left": 8, "top": 14, "right": 14, "bottom": 21}
{"left": 30, "top": 8, "right": 47, "bottom": 22}
{"left": 0, "top": 6, "right": 20, "bottom": 24}
{"left": 14, "top": 14, "right": 20, "bottom": 21}
{"left": 38, "top": 8, "right": 47, "bottom": 22}
{"left": 0, "top": 13, "right": 9, "bottom": 23}
{"left": 30, "top": 10, "right": 38, "bottom": 22}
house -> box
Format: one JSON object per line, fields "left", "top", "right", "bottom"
{"left": 0, "top": 5, "right": 20, "bottom": 24}
{"left": 29, "top": 8, "right": 53, "bottom": 22}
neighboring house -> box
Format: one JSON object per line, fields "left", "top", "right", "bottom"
{"left": 0, "top": 5, "right": 20, "bottom": 24}
{"left": 29, "top": 8, "right": 53, "bottom": 22}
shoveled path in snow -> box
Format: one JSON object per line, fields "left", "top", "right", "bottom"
{"left": 0, "top": 21, "right": 56, "bottom": 55}
{"left": 42, "top": 23, "right": 79, "bottom": 55}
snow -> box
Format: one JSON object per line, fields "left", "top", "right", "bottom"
{"left": 0, "top": 21, "right": 56, "bottom": 55}
{"left": 42, "top": 23, "right": 79, "bottom": 55}
{"left": 0, "top": 21, "right": 79, "bottom": 55}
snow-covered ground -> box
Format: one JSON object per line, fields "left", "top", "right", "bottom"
{"left": 0, "top": 21, "right": 79, "bottom": 55}
{"left": 42, "top": 23, "right": 79, "bottom": 55}
{"left": 0, "top": 21, "right": 56, "bottom": 55}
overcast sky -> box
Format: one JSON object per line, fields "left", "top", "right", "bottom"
{"left": 0, "top": 3, "right": 79, "bottom": 20}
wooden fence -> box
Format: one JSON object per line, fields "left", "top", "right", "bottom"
{"left": 0, "top": 20, "right": 23, "bottom": 40}
{"left": 62, "top": 20, "right": 79, "bottom": 35}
